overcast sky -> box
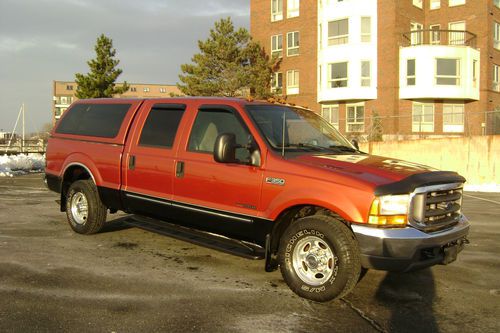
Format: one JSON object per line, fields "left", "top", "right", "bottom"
{"left": 0, "top": 0, "right": 250, "bottom": 133}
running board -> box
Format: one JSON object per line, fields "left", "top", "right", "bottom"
{"left": 125, "top": 216, "right": 265, "bottom": 260}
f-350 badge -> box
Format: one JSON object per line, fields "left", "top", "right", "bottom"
{"left": 265, "top": 177, "right": 286, "bottom": 186}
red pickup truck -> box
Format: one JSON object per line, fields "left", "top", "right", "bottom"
{"left": 45, "top": 97, "right": 469, "bottom": 302}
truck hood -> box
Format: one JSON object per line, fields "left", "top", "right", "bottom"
{"left": 291, "top": 153, "right": 438, "bottom": 187}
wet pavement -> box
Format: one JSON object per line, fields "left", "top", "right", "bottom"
{"left": 0, "top": 174, "right": 499, "bottom": 332}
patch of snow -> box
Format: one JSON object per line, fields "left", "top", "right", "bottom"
{"left": 464, "top": 184, "right": 500, "bottom": 193}
{"left": 0, "top": 154, "right": 45, "bottom": 177}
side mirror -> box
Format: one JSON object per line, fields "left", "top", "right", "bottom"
{"left": 214, "top": 133, "right": 238, "bottom": 163}
{"left": 351, "top": 139, "right": 360, "bottom": 150}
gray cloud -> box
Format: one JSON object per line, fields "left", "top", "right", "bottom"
{"left": 0, "top": 0, "right": 250, "bottom": 133}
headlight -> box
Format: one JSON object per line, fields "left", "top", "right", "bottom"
{"left": 368, "top": 194, "right": 409, "bottom": 227}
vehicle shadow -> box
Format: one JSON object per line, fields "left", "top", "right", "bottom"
{"left": 375, "top": 269, "right": 439, "bottom": 333}
{"left": 100, "top": 215, "right": 134, "bottom": 233}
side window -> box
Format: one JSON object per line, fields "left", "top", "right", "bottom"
{"left": 188, "top": 108, "right": 251, "bottom": 161}
{"left": 138, "top": 105, "right": 185, "bottom": 148}
{"left": 56, "top": 103, "right": 131, "bottom": 138}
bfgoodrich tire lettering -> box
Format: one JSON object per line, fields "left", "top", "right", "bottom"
{"left": 65, "top": 179, "right": 107, "bottom": 235}
{"left": 278, "top": 215, "right": 361, "bottom": 302}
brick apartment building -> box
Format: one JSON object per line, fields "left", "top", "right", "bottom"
{"left": 251, "top": 0, "right": 500, "bottom": 139}
{"left": 52, "top": 81, "right": 182, "bottom": 124}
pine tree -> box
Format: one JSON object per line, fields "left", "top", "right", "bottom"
{"left": 75, "top": 34, "right": 129, "bottom": 99}
{"left": 178, "top": 18, "right": 279, "bottom": 99}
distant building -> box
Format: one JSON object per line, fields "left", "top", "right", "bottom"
{"left": 250, "top": 0, "right": 500, "bottom": 138}
{"left": 52, "top": 81, "right": 182, "bottom": 124}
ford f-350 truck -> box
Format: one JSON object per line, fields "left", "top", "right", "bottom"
{"left": 45, "top": 98, "right": 469, "bottom": 302}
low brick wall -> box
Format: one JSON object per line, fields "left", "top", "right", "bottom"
{"left": 359, "top": 135, "right": 500, "bottom": 191}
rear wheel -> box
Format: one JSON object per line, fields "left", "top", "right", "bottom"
{"left": 65, "top": 180, "right": 107, "bottom": 234}
{"left": 278, "top": 215, "right": 361, "bottom": 302}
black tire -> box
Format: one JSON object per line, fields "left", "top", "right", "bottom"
{"left": 278, "top": 215, "right": 361, "bottom": 302}
{"left": 65, "top": 179, "right": 107, "bottom": 235}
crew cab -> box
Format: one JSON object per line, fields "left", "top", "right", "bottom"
{"left": 45, "top": 97, "right": 469, "bottom": 302}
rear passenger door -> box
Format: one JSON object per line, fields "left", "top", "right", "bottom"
{"left": 172, "top": 104, "right": 264, "bottom": 242}
{"left": 122, "top": 101, "right": 187, "bottom": 218}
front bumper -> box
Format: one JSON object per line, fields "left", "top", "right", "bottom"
{"left": 352, "top": 215, "right": 470, "bottom": 272}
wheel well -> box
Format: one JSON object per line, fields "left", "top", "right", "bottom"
{"left": 269, "top": 205, "right": 350, "bottom": 257}
{"left": 60, "top": 165, "right": 92, "bottom": 212}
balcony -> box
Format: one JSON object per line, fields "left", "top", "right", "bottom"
{"left": 401, "top": 30, "right": 477, "bottom": 48}
{"left": 399, "top": 30, "right": 480, "bottom": 101}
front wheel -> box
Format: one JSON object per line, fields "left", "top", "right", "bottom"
{"left": 65, "top": 179, "right": 107, "bottom": 234}
{"left": 278, "top": 215, "right": 361, "bottom": 302}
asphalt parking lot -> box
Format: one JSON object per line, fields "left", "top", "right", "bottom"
{"left": 0, "top": 174, "right": 499, "bottom": 333}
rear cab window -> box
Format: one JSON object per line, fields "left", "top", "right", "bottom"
{"left": 138, "top": 104, "right": 186, "bottom": 149}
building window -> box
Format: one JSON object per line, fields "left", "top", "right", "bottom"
{"left": 328, "top": 18, "right": 349, "bottom": 45}
{"left": 287, "top": 0, "right": 299, "bottom": 18}
{"left": 346, "top": 103, "right": 365, "bottom": 133}
{"left": 407, "top": 59, "right": 416, "bottom": 86}
{"left": 430, "top": 24, "right": 441, "bottom": 45}
{"left": 361, "top": 61, "right": 371, "bottom": 87}
{"left": 60, "top": 96, "right": 72, "bottom": 105}
{"left": 494, "top": 22, "right": 500, "bottom": 49}
{"left": 271, "top": 34, "right": 283, "bottom": 58}
{"left": 412, "top": 103, "right": 434, "bottom": 132}
{"left": 321, "top": 105, "right": 339, "bottom": 129}
{"left": 430, "top": 0, "right": 441, "bottom": 9}
{"left": 271, "top": 72, "right": 283, "bottom": 93}
{"left": 449, "top": 0, "right": 465, "bottom": 6}
{"left": 143, "top": 87, "right": 150, "bottom": 92}
{"left": 361, "top": 17, "right": 371, "bottom": 42}
{"left": 449, "top": 21, "right": 465, "bottom": 45}
{"left": 286, "top": 70, "right": 299, "bottom": 95}
{"left": 271, "top": 0, "right": 283, "bottom": 21}
{"left": 413, "top": 0, "right": 423, "bottom": 8}
{"left": 410, "top": 22, "right": 423, "bottom": 45}
{"left": 287, "top": 31, "right": 300, "bottom": 56}
{"left": 493, "top": 64, "right": 500, "bottom": 92}
{"left": 329, "top": 62, "right": 348, "bottom": 88}
{"left": 160, "top": 88, "right": 167, "bottom": 93}
{"left": 130, "top": 87, "right": 137, "bottom": 92}
{"left": 443, "top": 104, "right": 464, "bottom": 133}
{"left": 66, "top": 85, "right": 73, "bottom": 91}
{"left": 436, "top": 58, "right": 460, "bottom": 85}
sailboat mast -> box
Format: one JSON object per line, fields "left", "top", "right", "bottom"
{"left": 22, "top": 103, "right": 25, "bottom": 150}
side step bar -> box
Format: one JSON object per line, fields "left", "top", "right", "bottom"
{"left": 125, "top": 215, "right": 265, "bottom": 260}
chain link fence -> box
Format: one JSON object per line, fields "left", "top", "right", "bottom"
{"left": 326, "top": 110, "right": 500, "bottom": 143}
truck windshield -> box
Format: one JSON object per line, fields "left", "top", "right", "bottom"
{"left": 246, "top": 105, "right": 356, "bottom": 154}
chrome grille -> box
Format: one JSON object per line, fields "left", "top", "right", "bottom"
{"left": 410, "top": 183, "right": 463, "bottom": 232}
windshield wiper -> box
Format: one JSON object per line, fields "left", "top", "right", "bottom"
{"left": 278, "top": 143, "right": 328, "bottom": 151}
{"left": 328, "top": 145, "right": 359, "bottom": 153}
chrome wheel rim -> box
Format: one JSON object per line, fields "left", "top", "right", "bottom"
{"left": 70, "top": 192, "right": 88, "bottom": 225}
{"left": 292, "top": 236, "right": 335, "bottom": 286}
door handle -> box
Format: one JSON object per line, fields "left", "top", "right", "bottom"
{"left": 176, "top": 161, "right": 184, "bottom": 178}
{"left": 129, "top": 155, "right": 136, "bottom": 170}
